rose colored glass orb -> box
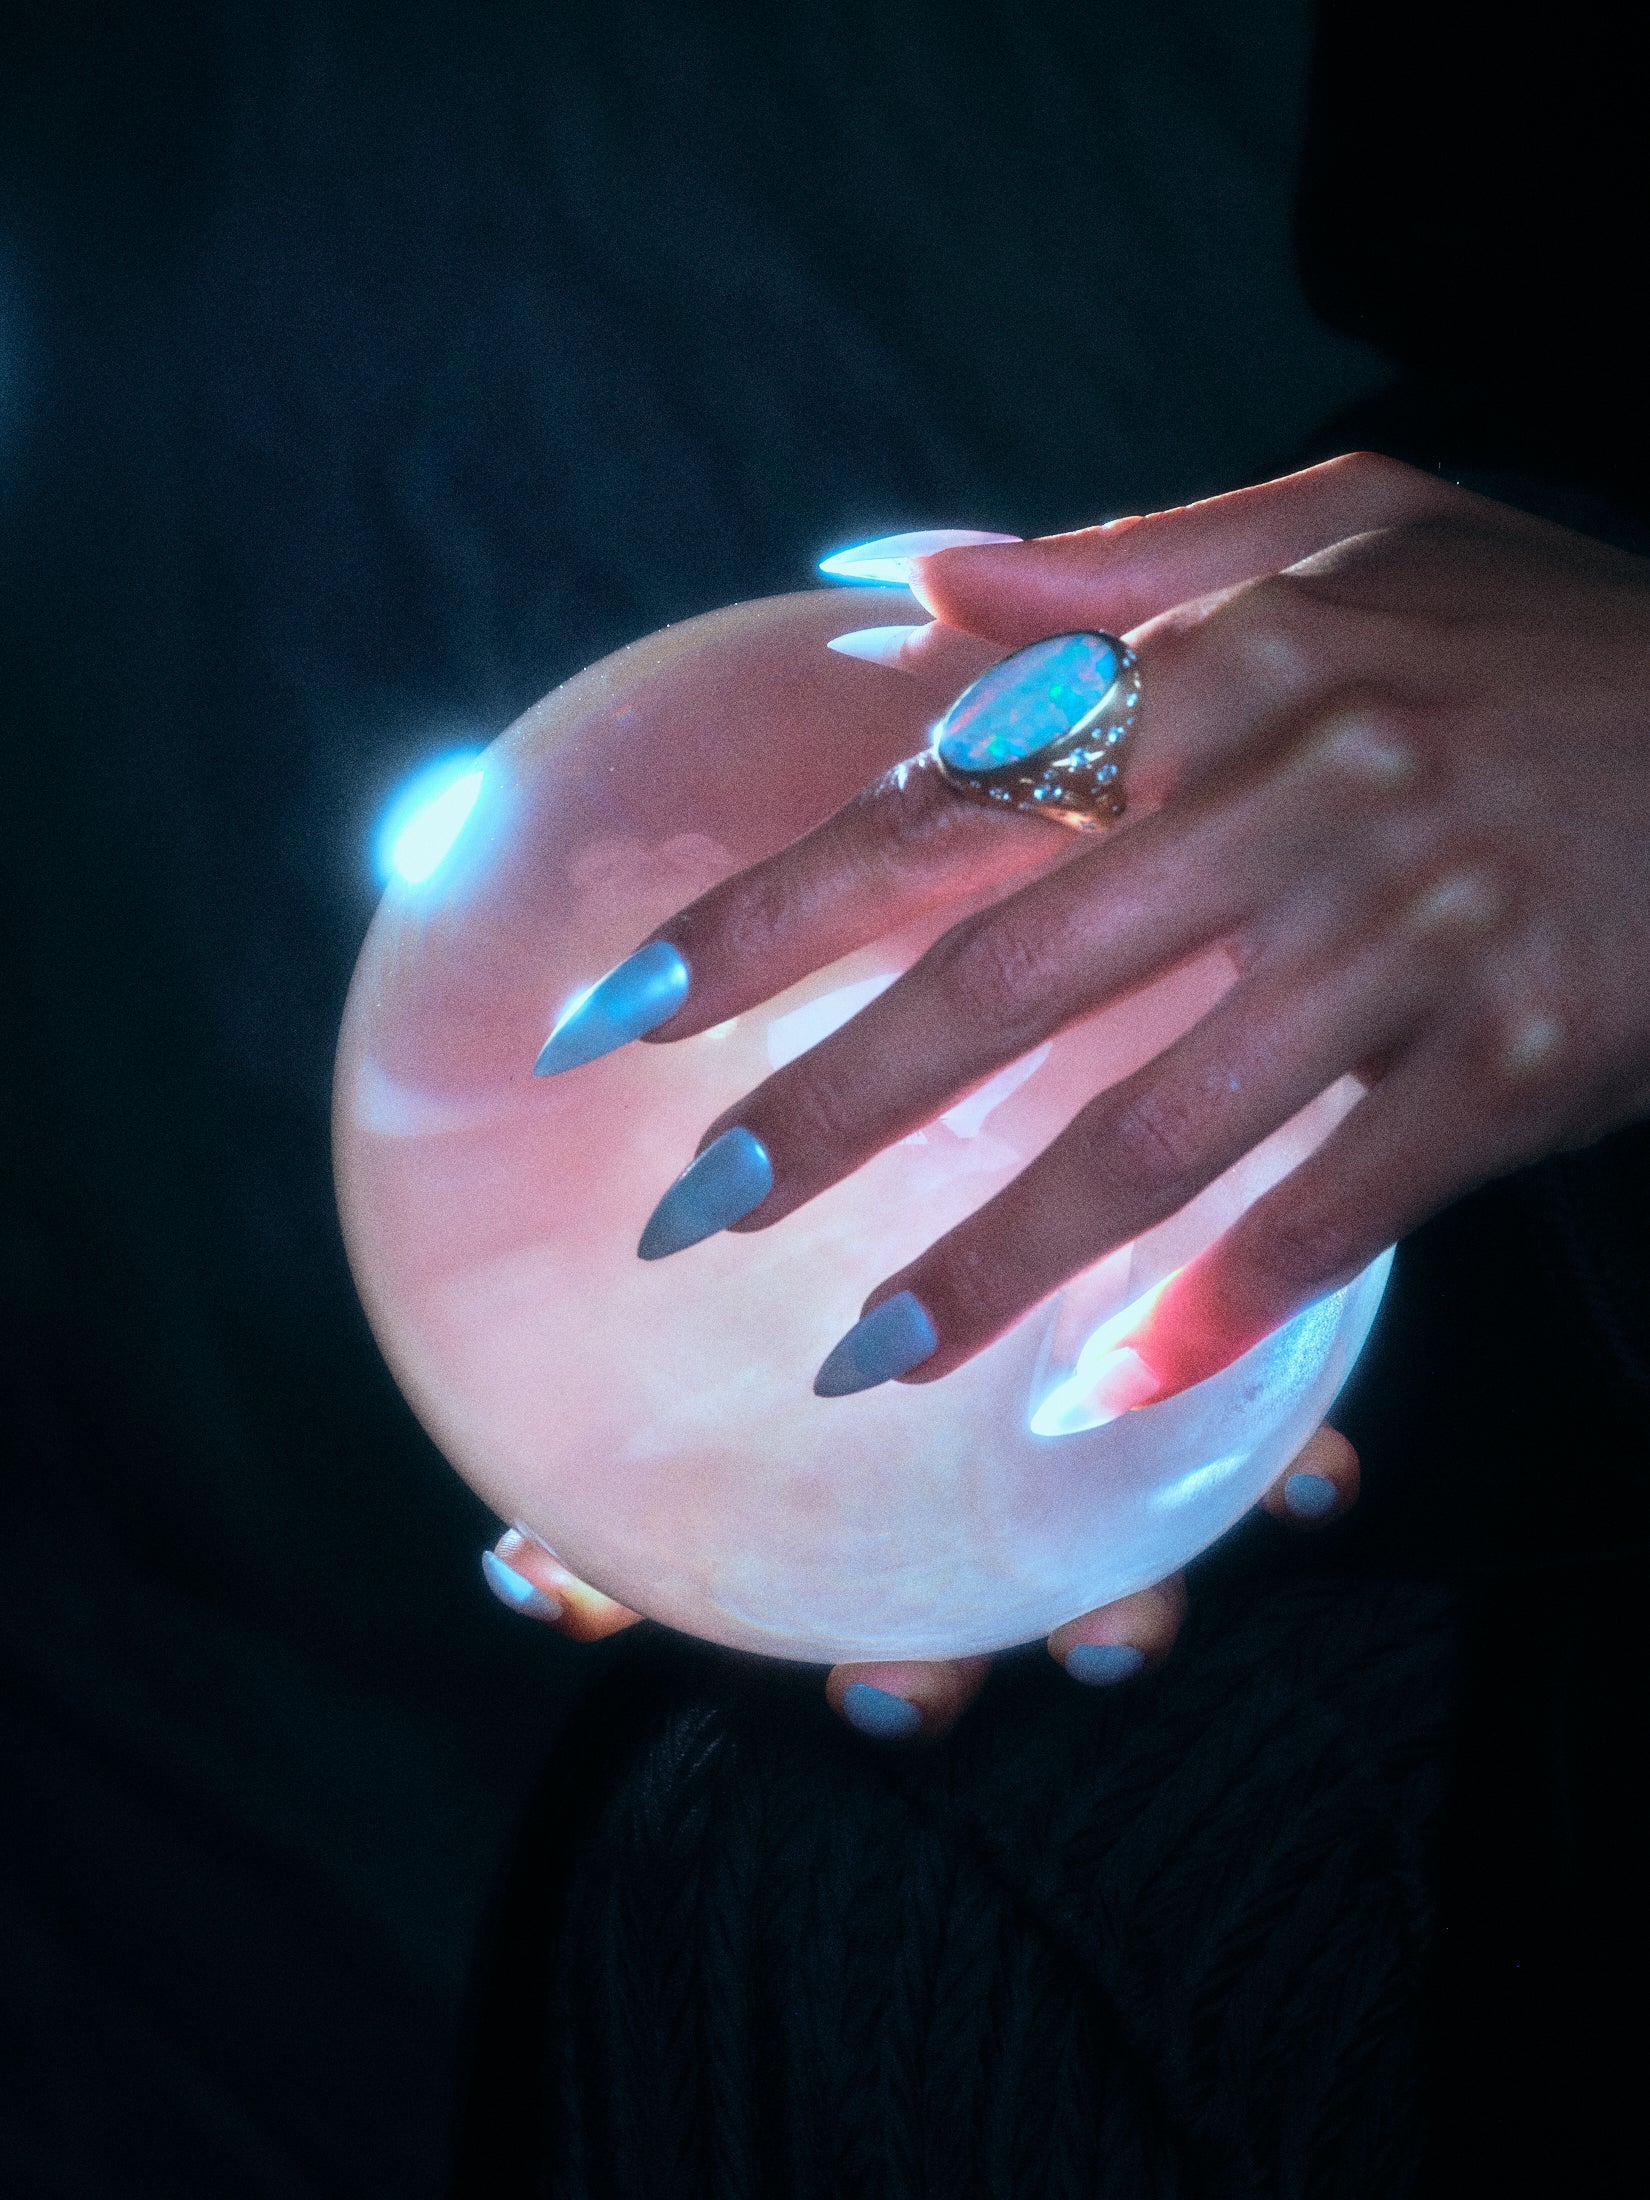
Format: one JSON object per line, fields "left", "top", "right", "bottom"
{"left": 333, "top": 590, "right": 1390, "bottom": 1663}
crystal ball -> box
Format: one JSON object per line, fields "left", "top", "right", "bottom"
{"left": 333, "top": 590, "right": 1390, "bottom": 1663}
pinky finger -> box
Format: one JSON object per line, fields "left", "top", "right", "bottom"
{"left": 1116, "top": 1024, "right": 1528, "bottom": 1409}
{"left": 1260, "top": 1423, "right": 1360, "bottom": 1527}
{"left": 482, "top": 1528, "right": 643, "bottom": 1643}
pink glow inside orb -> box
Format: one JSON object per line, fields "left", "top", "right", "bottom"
{"left": 332, "top": 591, "right": 1390, "bottom": 1663}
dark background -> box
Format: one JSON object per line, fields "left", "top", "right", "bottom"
{"left": 2, "top": 4, "right": 1646, "bottom": 2194}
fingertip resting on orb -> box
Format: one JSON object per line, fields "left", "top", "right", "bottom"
{"left": 1064, "top": 1642, "right": 1146, "bottom": 1686}
{"left": 1282, "top": 1470, "right": 1339, "bottom": 1521}
{"left": 534, "top": 941, "right": 690, "bottom": 1076}
{"left": 814, "top": 1291, "right": 938, "bottom": 1397}
{"left": 840, "top": 1681, "right": 924, "bottom": 1739}
{"left": 826, "top": 623, "right": 931, "bottom": 669}
{"left": 1503, "top": 1009, "right": 1564, "bottom": 1079}
{"left": 638, "top": 1127, "right": 774, "bottom": 1259}
{"left": 480, "top": 1548, "right": 564, "bottom": 1623}
{"left": 817, "top": 528, "right": 1021, "bottom": 587}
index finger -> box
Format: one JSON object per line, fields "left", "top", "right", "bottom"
{"left": 638, "top": 457, "right": 1466, "bottom": 1040}
{"left": 641, "top": 749, "right": 1072, "bottom": 1043}
{"left": 534, "top": 455, "right": 1463, "bottom": 1071}
{"left": 911, "top": 451, "right": 1484, "bottom": 646}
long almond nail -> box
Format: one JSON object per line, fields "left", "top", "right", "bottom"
{"left": 534, "top": 942, "right": 689, "bottom": 1077}
{"left": 814, "top": 1292, "right": 937, "bottom": 1397}
{"left": 817, "top": 529, "right": 1020, "bottom": 584}
{"left": 826, "top": 622, "right": 930, "bottom": 668}
{"left": 637, "top": 1127, "right": 773, "bottom": 1259}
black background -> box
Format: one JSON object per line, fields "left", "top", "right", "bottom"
{"left": 2, "top": 4, "right": 1647, "bottom": 2193}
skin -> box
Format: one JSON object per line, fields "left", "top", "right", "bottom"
{"left": 492, "top": 1424, "right": 1360, "bottom": 1735}
{"left": 491, "top": 452, "right": 1650, "bottom": 1734}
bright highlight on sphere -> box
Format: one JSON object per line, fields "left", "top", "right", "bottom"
{"left": 376, "top": 754, "right": 485, "bottom": 884}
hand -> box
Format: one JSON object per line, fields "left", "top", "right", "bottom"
{"left": 625, "top": 453, "right": 1650, "bottom": 1404}
{"left": 480, "top": 1421, "right": 1360, "bottom": 1739}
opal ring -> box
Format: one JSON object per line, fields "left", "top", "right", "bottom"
{"left": 931, "top": 631, "right": 1141, "bottom": 831}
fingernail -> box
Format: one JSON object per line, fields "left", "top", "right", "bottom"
{"left": 534, "top": 942, "right": 690, "bottom": 1076}
{"left": 826, "top": 622, "right": 929, "bottom": 668}
{"left": 934, "top": 631, "right": 1132, "bottom": 777}
{"left": 481, "top": 1548, "right": 564, "bottom": 1622}
{"left": 814, "top": 1290, "right": 938, "bottom": 1397}
{"left": 638, "top": 1126, "right": 774, "bottom": 1259}
{"left": 818, "top": 528, "right": 1020, "bottom": 584}
{"left": 1064, "top": 1642, "right": 1146, "bottom": 1687}
{"left": 841, "top": 1682, "right": 923, "bottom": 1739}
{"left": 1284, "top": 1470, "right": 1339, "bottom": 1520}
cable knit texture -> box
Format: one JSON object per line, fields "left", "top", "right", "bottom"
{"left": 490, "top": 1575, "right": 1458, "bottom": 2200}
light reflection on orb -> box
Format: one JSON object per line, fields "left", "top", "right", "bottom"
{"left": 334, "top": 593, "right": 1391, "bottom": 1664}
{"left": 375, "top": 753, "right": 486, "bottom": 885}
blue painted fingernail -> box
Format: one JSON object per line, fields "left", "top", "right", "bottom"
{"left": 1064, "top": 1642, "right": 1146, "bottom": 1687}
{"left": 637, "top": 1126, "right": 774, "bottom": 1259}
{"left": 818, "top": 528, "right": 1020, "bottom": 584}
{"left": 826, "top": 623, "right": 928, "bottom": 667}
{"left": 841, "top": 1682, "right": 923, "bottom": 1739}
{"left": 934, "top": 632, "right": 1131, "bottom": 776}
{"left": 534, "top": 941, "right": 690, "bottom": 1077}
{"left": 1284, "top": 1470, "right": 1339, "bottom": 1520}
{"left": 814, "top": 1291, "right": 938, "bottom": 1397}
{"left": 481, "top": 1548, "right": 563, "bottom": 1622}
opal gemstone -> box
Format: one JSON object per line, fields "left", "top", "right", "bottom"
{"left": 934, "top": 632, "right": 1119, "bottom": 774}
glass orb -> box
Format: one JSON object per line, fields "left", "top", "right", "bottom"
{"left": 333, "top": 590, "right": 1390, "bottom": 1663}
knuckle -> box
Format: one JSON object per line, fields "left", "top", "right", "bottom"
{"left": 1226, "top": 571, "right": 1322, "bottom": 683}
{"left": 921, "top": 1229, "right": 1017, "bottom": 1339}
{"left": 923, "top": 912, "right": 1059, "bottom": 1045}
{"left": 1398, "top": 958, "right": 1570, "bottom": 1151}
{"left": 709, "top": 865, "right": 798, "bottom": 969}
{"left": 1400, "top": 858, "right": 1508, "bottom": 942}
{"left": 1249, "top": 1190, "right": 1364, "bottom": 1301}
{"left": 1315, "top": 449, "right": 1456, "bottom": 520}
{"left": 1468, "top": 965, "right": 1572, "bottom": 1102}
{"left": 769, "top": 1057, "right": 861, "bottom": 1154}
{"left": 1296, "top": 694, "right": 1423, "bottom": 791}
{"left": 1077, "top": 1084, "right": 1205, "bottom": 1207}
{"left": 1498, "top": 1006, "right": 1567, "bottom": 1084}
{"left": 851, "top": 752, "right": 977, "bottom": 870}
{"left": 1467, "top": 921, "right": 1585, "bottom": 1100}
{"left": 1322, "top": 448, "right": 1417, "bottom": 498}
